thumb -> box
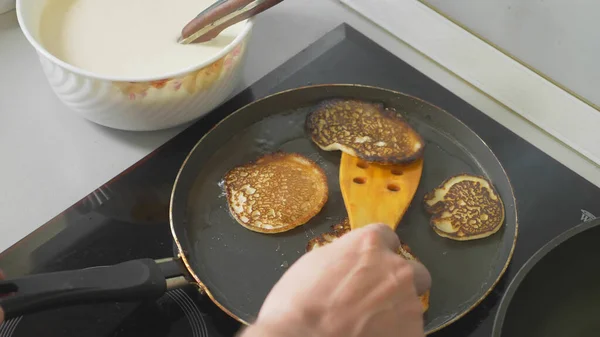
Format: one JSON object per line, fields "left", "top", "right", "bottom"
{"left": 406, "top": 260, "right": 432, "bottom": 296}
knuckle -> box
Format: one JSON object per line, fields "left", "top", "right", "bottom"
{"left": 358, "top": 228, "right": 383, "bottom": 251}
{"left": 394, "top": 259, "right": 415, "bottom": 285}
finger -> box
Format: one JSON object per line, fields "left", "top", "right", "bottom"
{"left": 337, "top": 223, "right": 401, "bottom": 253}
{"left": 361, "top": 223, "right": 401, "bottom": 252}
{"left": 406, "top": 260, "right": 432, "bottom": 296}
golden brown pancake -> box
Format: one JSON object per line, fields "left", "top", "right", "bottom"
{"left": 223, "top": 152, "right": 328, "bottom": 234}
{"left": 423, "top": 174, "right": 505, "bottom": 241}
{"left": 306, "top": 218, "right": 351, "bottom": 252}
{"left": 306, "top": 218, "right": 430, "bottom": 312}
{"left": 305, "top": 99, "right": 424, "bottom": 164}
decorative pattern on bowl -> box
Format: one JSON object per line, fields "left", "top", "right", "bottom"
{"left": 113, "top": 43, "right": 244, "bottom": 101}
{"left": 36, "top": 41, "right": 247, "bottom": 131}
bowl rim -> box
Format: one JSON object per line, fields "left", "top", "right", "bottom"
{"left": 16, "top": 0, "right": 253, "bottom": 83}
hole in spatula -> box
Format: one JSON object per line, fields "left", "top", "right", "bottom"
{"left": 357, "top": 162, "right": 369, "bottom": 169}
{"left": 391, "top": 169, "right": 403, "bottom": 176}
{"left": 387, "top": 184, "right": 400, "bottom": 192}
{"left": 353, "top": 177, "right": 366, "bottom": 184}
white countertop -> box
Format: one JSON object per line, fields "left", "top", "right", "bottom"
{"left": 423, "top": 0, "right": 600, "bottom": 108}
{"left": 0, "top": 0, "right": 598, "bottom": 252}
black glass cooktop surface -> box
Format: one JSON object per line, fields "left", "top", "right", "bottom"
{"left": 1, "top": 24, "right": 599, "bottom": 337}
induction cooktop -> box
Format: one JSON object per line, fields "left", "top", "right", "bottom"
{"left": 1, "top": 24, "right": 598, "bottom": 337}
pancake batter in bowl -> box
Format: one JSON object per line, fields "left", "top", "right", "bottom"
{"left": 38, "top": 0, "right": 246, "bottom": 78}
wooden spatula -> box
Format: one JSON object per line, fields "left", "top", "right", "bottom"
{"left": 339, "top": 152, "right": 424, "bottom": 230}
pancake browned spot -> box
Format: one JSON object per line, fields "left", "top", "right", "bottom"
{"left": 306, "top": 218, "right": 351, "bottom": 252}
{"left": 306, "top": 99, "right": 424, "bottom": 164}
{"left": 424, "top": 174, "right": 505, "bottom": 241}
{"left": 306, "top": 218, "right": 430, "bottom": 312}
{"left": 223, "top": 152, "right": 328, "bottom": 234}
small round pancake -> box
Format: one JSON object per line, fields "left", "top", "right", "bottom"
{"left": 424, "top": 174, "right": 505, "bottom": 241}
{"left": 305, "top": 99, "right": 425, "bottom": 164}
{"left": 223, "top": 152, "right": 328, "bottom": 234}
{"left": 306, "top": 218, "right": 351, "bottom": 252}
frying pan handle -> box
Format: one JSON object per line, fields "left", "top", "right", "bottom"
{"left": 0, "top": 259, "right": 176, "bottom": 319}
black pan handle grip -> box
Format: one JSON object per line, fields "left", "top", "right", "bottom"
{"left": 0, "top": 259, "right": 169, "bottom": 319}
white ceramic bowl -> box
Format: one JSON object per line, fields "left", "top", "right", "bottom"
{"left": 16, "top": 0, "right": 252, "bottom": 131}
{"left": 0, "top": 0, "right": 15, "bottom": 14}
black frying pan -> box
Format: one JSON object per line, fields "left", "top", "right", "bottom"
{"left": 493, "top": 218, "right": 600, "bottom": 337}
{"left": 0, "top": 84, "right": 517, "bottom": 334}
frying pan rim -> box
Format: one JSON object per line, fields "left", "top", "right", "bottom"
{"left": 168, "top": 83, "right": 519, "bottom": 333}
{"left": 491, "top": 217, "right": 600, "bottom": 337}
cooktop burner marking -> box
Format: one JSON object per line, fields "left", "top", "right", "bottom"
{"left": 166, "top": 289, "right": 208, "bottom": 337}
{"left": 0, "top": 316, "right": 22, "bottom": 337}
{"left": 581, "top": 209, "right": 597, "bottom": 222}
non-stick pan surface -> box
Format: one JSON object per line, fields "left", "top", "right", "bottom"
{"left": 493, "top": 218, "right": 600, "bottom": 337}
{"left": 170, "top": 84, "right": 518, "bottom": 334}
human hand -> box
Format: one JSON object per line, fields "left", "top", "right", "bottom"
{"left": 240, "top": 223, "right": 432, "bottom": 337}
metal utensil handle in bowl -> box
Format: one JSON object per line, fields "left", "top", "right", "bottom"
{"left": 0, "top": 258, "right": 186, "bottom": 319}
{"left": 179, "top": 0, "right": 283, "bottom": 44}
